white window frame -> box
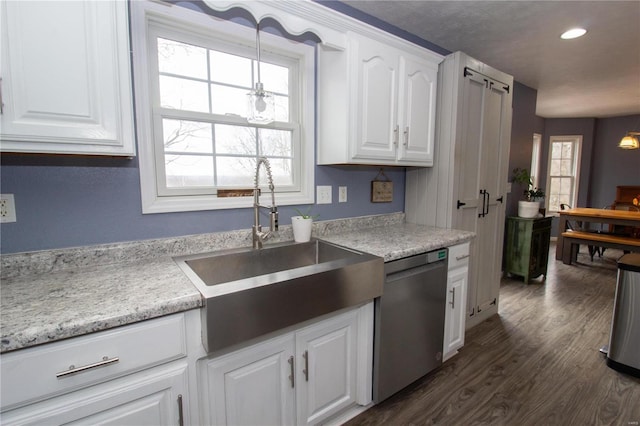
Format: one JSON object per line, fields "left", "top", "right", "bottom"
{"left": 545, "top": 135, "right": 583, "bottom": 214}
{"left": 131, "top": 1, "right": 315, "bottom": 213}
{"left": 530, "top": 133, "right": 542, "bottom": 189}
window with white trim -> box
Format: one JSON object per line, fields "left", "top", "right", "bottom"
{"left": 546, "top": 135, "right": 582, "bottom": 213}
{"left": 131, "top": 1, "right": 315, "bottom": 213}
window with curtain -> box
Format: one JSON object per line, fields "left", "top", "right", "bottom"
{"left": 131, "top": 1, "right": 315, "bottom": 213}
{"left": 546, "top": 135, "right": 583, "bottom": 213}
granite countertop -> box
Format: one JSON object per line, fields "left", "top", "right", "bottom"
{"left": 320, "top": 223, "right": 474, "bottom": 262}
{"left": 0, "top": 258, "right": 202, "bottom": 353}
{"left": 0, "top": 213, "right": 474, "bottom": 353}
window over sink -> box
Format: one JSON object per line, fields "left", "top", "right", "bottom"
{"left": 131, "top": 1, "right": 315, "bottom": 213}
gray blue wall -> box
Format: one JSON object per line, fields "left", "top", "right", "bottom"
{"left": 0, "top": 154, "right": 405, "bottom": 253}
{"left": 1, "top": 1, "right": 420, "bottom": 255}
{"left": 589, "top": 115, "right": 640, "bottom": 208}
{"left": 2, "top": 2, "right": 637, "bottom": 254}
{"left": 506, "top": 82, "right": 539, "bottom": 218}
{"left": 535, "top": 114, "right": 638, "bottom": 236}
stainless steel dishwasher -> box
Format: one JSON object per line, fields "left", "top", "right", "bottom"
{"left": 373, "top": 248, "right": 448, "bottom": 403}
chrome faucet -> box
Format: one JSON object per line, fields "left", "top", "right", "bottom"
{"left": 252, "top": 157, "right": 278, "bottom": 249}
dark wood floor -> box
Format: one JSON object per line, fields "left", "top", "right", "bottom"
{"left": 346, "top": 243, "right": 640, "bottom": 425}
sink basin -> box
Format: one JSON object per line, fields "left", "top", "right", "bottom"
{"left": 175, "top": 239, "right": 383, "bottom": 352}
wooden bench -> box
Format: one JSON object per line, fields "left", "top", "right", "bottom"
{"left": 561, "top": 231, "right": 640, "bottom": 264}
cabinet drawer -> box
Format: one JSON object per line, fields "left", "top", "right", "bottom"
{"left": 448, "top": 242, "right": 470, "bottom": 269}
{"left": 1, "top": 313, "right": 186, "bottom": 411}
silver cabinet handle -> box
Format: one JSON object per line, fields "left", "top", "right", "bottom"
{"left": 403, "top": 126, "right": 409, "bottom": 146}
{"left": 393, "top": 125, "right": 399, "bottom": 146}
{"left": 456, "top": 254, "right": 470, "bottom": 261}
{"left": 177, "top": 394, "right": 184, "bottom": 426}
{"left": 56, "top": 356, "right": 119, "bottom": 378}
{"left": 303, "top": 350, "right": 309, "bottom": 382}
{"left": 288, "top": 356, "right": 295, "bottom": 388}
{"left": 450, "top": 288, "right": 456, "bottom": 309}
{"left": 0, "top": 77, "right": 4, "bottom": 115}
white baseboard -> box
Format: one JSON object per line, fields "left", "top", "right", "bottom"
{"left": 323, "top": 403, "right": 373, "bottom": 426}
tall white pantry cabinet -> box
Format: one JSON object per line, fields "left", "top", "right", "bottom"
{"left": 406, "top": 51, "right": 513, "bottom": 329}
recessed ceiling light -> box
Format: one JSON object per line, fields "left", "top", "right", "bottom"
{"left": 561, "top": 28, "right": 587, "bottom": 40}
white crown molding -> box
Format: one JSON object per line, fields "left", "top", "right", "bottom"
{"left": 202, "top": 0, "right": 444, "bottom": 62}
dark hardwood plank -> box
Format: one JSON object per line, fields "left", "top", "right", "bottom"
{"left": 346, "top": 244, "right": 640, "bottom": 425}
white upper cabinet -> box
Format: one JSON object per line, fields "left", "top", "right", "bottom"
{"left": 0, "top": 0, "right": 135, "bottom": 156}
{"left": 353, "top": 39, "right": 400, "bottom": 162}
{"left": 398, "top": 55, "right": 437, "bottom": 163}
{"left": 318, "top": 32, "right": 441, "bottom": 167}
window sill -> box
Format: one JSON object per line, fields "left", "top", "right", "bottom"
{"left": 141, "top": 191, "right": 314, "bottom": 214}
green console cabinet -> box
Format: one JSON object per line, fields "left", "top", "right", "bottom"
{"left": 505, "top": 216, "right": 553, "bottom": 284}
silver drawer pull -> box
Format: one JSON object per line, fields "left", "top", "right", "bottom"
{"left": 56, "top": 356, "right": 119, "bottom": 378}
{"left": 455, "top": 254, "right": 470, "bottom": 261}
{"left": 288, "top": 356, "right": 295, "bottom": 388}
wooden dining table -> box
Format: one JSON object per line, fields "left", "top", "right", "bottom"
{"left": 556, "top": 207, "right": 640, "bottom": 260}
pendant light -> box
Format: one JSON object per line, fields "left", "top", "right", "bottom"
{"left": 618, "top": 132, "right": 640, "bottom": 150}
{"left": 247, "top": 21, "right": 275, "bottom": 124}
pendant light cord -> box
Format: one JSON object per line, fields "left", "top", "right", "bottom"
{"left": 256, "top": 21, "right": 262, "bottom": 87}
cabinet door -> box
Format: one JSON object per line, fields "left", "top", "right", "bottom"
{"left": 454, "top": 68, "right": 510, "bottom": 320}
{"left": 0, "top": 363, "right": 188, "bottom": 426}
{"left": 453, "top": 70, "right": 487, "bottom": 317}
{"left": 443, "top": 266, "right": 468, "bottom": 360}
{"left": 295, "top": 310, "right": 358, "bottom": 426}
{"left": 0, "top": 0, "right": 134, "bottom": 155}
{"left": 201, "top": 334, "right": 296, "bottom": 426}
{"left": 397, "top": 55, "right": 437, "bottom": 165}
{"left": 475, "top": 81, "right": 510, "bottom": 314}
{"left": 353, "top": 37, "right": 399, "bottom": 161}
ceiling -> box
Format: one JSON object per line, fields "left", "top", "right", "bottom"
{"left": 339, "top": 1, "right": 640, "bottom": 119}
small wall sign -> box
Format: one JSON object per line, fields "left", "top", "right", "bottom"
{"left": 371, "top": 169, "right": 393, "bottom": 203}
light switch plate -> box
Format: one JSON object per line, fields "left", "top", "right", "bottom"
{"left": 317, "top": 185, "right": 332, "bottom": 204}
{"left": 339, "top": 186, "right": 347, "bottom": 203}
{"left": 0, "top": 194, "right": 17, "bottom": 223}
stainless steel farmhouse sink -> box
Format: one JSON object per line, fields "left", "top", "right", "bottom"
{"left": 174, "top": 240, "right": 384, "bottom": 352}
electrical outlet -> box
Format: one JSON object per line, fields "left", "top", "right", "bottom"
{"left": 0, "top": 194, "right": 17, "bottom": 223}
{"left": 339, "top": 186, "right": 347, "bottom": 203}
{"left": 317, "top": 185, "right": 332, "bottom": 204}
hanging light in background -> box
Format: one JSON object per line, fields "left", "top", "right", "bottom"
{"left": 247, "top": 21, "right": 275, "bottom": 124}
{"left": 618, "top": 132, "right": 640, "bottom": 150}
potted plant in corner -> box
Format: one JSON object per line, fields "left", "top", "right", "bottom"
{"left": 291, "top": 207, "right": 319, "bottom": 243}
{"left": 512, "top": 168, "right": 545, "bottom": 218}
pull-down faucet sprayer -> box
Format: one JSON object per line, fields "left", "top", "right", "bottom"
{"left": 252, "top": 157, "right": 278, "bottom": 249}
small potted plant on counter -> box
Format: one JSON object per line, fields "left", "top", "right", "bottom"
{"left": 291, "top": 207, "right": 319, "bottom": 242}
{"left": 512, "top": 168, "right": 545, "bottom": 218}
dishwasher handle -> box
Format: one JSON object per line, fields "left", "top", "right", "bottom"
{"left": 386, "top": 259, "right": 446, "bottom": 284}
{"left": 385, "top": 249, "right": 447, "bottom": 275}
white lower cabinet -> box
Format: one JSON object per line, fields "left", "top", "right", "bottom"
{"left": 199, "top": 305, "right": 372, "bottom": 425}
{"left": 443, "top": 242, "right": 470, "bottom": 361}
{"left": 1, "top": 363, "right": 189, "bottom": 426}
{"left": 0, "top": 312, "right": 195, "bottom": 425}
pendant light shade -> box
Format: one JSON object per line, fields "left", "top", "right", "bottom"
{"left": 247, "top": 22, "right": 275, "bottom": 124}
{"left": 618, "top": 132, "right": 640, "bottom": 150}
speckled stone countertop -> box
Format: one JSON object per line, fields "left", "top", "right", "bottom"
{"left": 1, "top": 213, "right": 474, "bottom": 353}
{"left": 320, "top": 223, "right": 474, "bottom": 262}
